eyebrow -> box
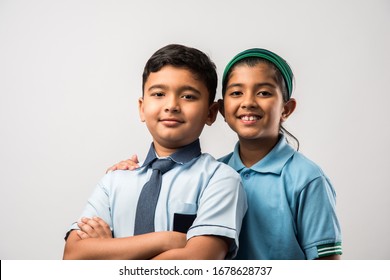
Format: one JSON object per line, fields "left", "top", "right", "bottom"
{"left": 146, "top": 84, "right": 168, "bottom": 92}
{"left": 179, "top": 85, "right": 202, "bottom": 95}
{"left": 147, "top": 84, "right": 202, "bottom": 95}
{"left": 226, "top": 82, "right": 277, "bottom": 90}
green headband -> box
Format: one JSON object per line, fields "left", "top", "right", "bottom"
{"left": 222, "top": 48, "right": 294, "bottom": 98}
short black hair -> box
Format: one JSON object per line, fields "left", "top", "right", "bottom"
{"left": 142, "top": 44, "right": 217, "bottom": 104}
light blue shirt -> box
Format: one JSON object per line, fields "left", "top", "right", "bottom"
{"left": 70, "top": 142, "right": 247, "bottom": 259}
{"left": 219, "top": 135, "right": 342, "bottom": 259}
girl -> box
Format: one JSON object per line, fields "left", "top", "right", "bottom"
{"left": 107, "top": 48, "right": 342, "bottom": 260}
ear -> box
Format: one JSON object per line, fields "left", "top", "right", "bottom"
{"left": 281, "top": 98, "right": 296, "bottom": 122}
{"left": 205, "top": 102, "right": 219, "bottom": 126}
{"left": 217, "top": 99, "right": 225, "bottom": 118}
{"left": 138, "top": 97, "right": 146, "bottom": 122}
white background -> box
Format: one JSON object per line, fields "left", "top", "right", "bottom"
{"left": 0, "top": 0, "right": 389, "bottom": 260}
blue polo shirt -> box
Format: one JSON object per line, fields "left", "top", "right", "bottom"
{"left": 69, "top": 140, "right": 247, "bottom": 259}
{"left": 219, "top": 135, "right": 342, "bottom": 260}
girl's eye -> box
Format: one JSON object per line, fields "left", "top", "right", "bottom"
{"left": 257, "top": 91, "right": 272, "bottom": 97}
{"left": 229, "top": 91, "right": 242, "bottom": 97}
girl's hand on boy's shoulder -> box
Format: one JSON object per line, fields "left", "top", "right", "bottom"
{"left": 76, "top": 216, "right": 112, "bottom": 240}
{"left": 106, "top": 155, "right": 140, "bottom": 173}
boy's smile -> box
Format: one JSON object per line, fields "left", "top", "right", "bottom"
{"left": 139, "top": 66, "right": 218, "bottom": 156}
{"left": 159, "top": 117, "right": 184, "bottom": 127}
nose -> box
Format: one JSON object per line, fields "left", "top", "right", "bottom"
{"left": 164, "top": 95, "right": 180, "bottom": 113}
{"left": 241, "top": 93, "right": 257, "bottom": 109}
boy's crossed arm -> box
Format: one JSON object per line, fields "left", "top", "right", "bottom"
{"left": 63, "top": 217, "right": 187, "bottom": 260}
{"left": 63, "top": 216, "right": 229, "bottom": 260}
{"left": 152, "top": 235, "right": 229, "bottom": 260}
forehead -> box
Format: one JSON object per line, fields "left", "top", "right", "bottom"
{"left": 144, "top": 65, "right": 207, "bottom": 93}
{"left": 145, "top": 66, "right": 201, "bottom": 86}
{"left": 227, "top": 63, "right": 277, "bottom": 84}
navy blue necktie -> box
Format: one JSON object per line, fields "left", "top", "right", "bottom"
{"left": 133, "top": 158, "right": 176, "bottom": 235}
{"left": 133, "top": 139, "right": 201, "bottom": 235}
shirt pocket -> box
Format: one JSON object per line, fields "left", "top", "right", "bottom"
{"left": 170, "top": 202, "right": 197, "bottom": 233}
{"left": 173, "top": 213, "right": 197, "bottom": 233}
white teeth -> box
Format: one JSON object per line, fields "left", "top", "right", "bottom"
{"left": 241, "top": 116, "right": 259, "bottom": 121}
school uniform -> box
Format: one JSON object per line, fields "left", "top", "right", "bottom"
{"left": 68, "top": 139, "right": 247, "bottom": 259}
{"left": 219, "top": 135, "right": 342, "bottom": 259}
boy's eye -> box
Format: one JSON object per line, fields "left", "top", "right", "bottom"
{"left": 151, "top": 92, "right": 165, "bottom": 97}
{"left": 181, "top": 94, "right": 197, "bottom": 100}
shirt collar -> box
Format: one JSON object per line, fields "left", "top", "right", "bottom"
{"left": 227, "top": 135, "right": 296, "bottom": 175}
{"left": 142, "top": 139, "right": 201, "bottom": 168}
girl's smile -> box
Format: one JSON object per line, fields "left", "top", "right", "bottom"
{"left": 238, "top": 114, "right": 262, "bottom": 124}
{"left": 222, "top": 63, "right": 286, "bottom": 143}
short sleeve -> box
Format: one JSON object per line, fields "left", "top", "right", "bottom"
{"left": 67, "top": 176, "right": 113, "bottom": 233}
{"left": 187, "top": 165, "right": 247, "bottom": 259}
{"left": 296, "top": 176, "right": 342, "bottom": 259}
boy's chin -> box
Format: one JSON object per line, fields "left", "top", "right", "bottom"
{"left": 153, "top": 137, "right": 200, "bottom": 149}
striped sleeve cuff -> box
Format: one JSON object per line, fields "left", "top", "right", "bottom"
{"left": 317, "top": 242, "right": 343, "bottom": 258}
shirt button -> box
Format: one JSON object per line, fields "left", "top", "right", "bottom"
{"left": 242, "top": 173, "right": 250, "bottom": 180}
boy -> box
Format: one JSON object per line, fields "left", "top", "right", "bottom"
{"left": 63, "top": 44, "right": 247, "bottom": 260}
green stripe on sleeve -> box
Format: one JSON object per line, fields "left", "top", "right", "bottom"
{"left": 317, "top": 242, "right": 342, "bottom": 257}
